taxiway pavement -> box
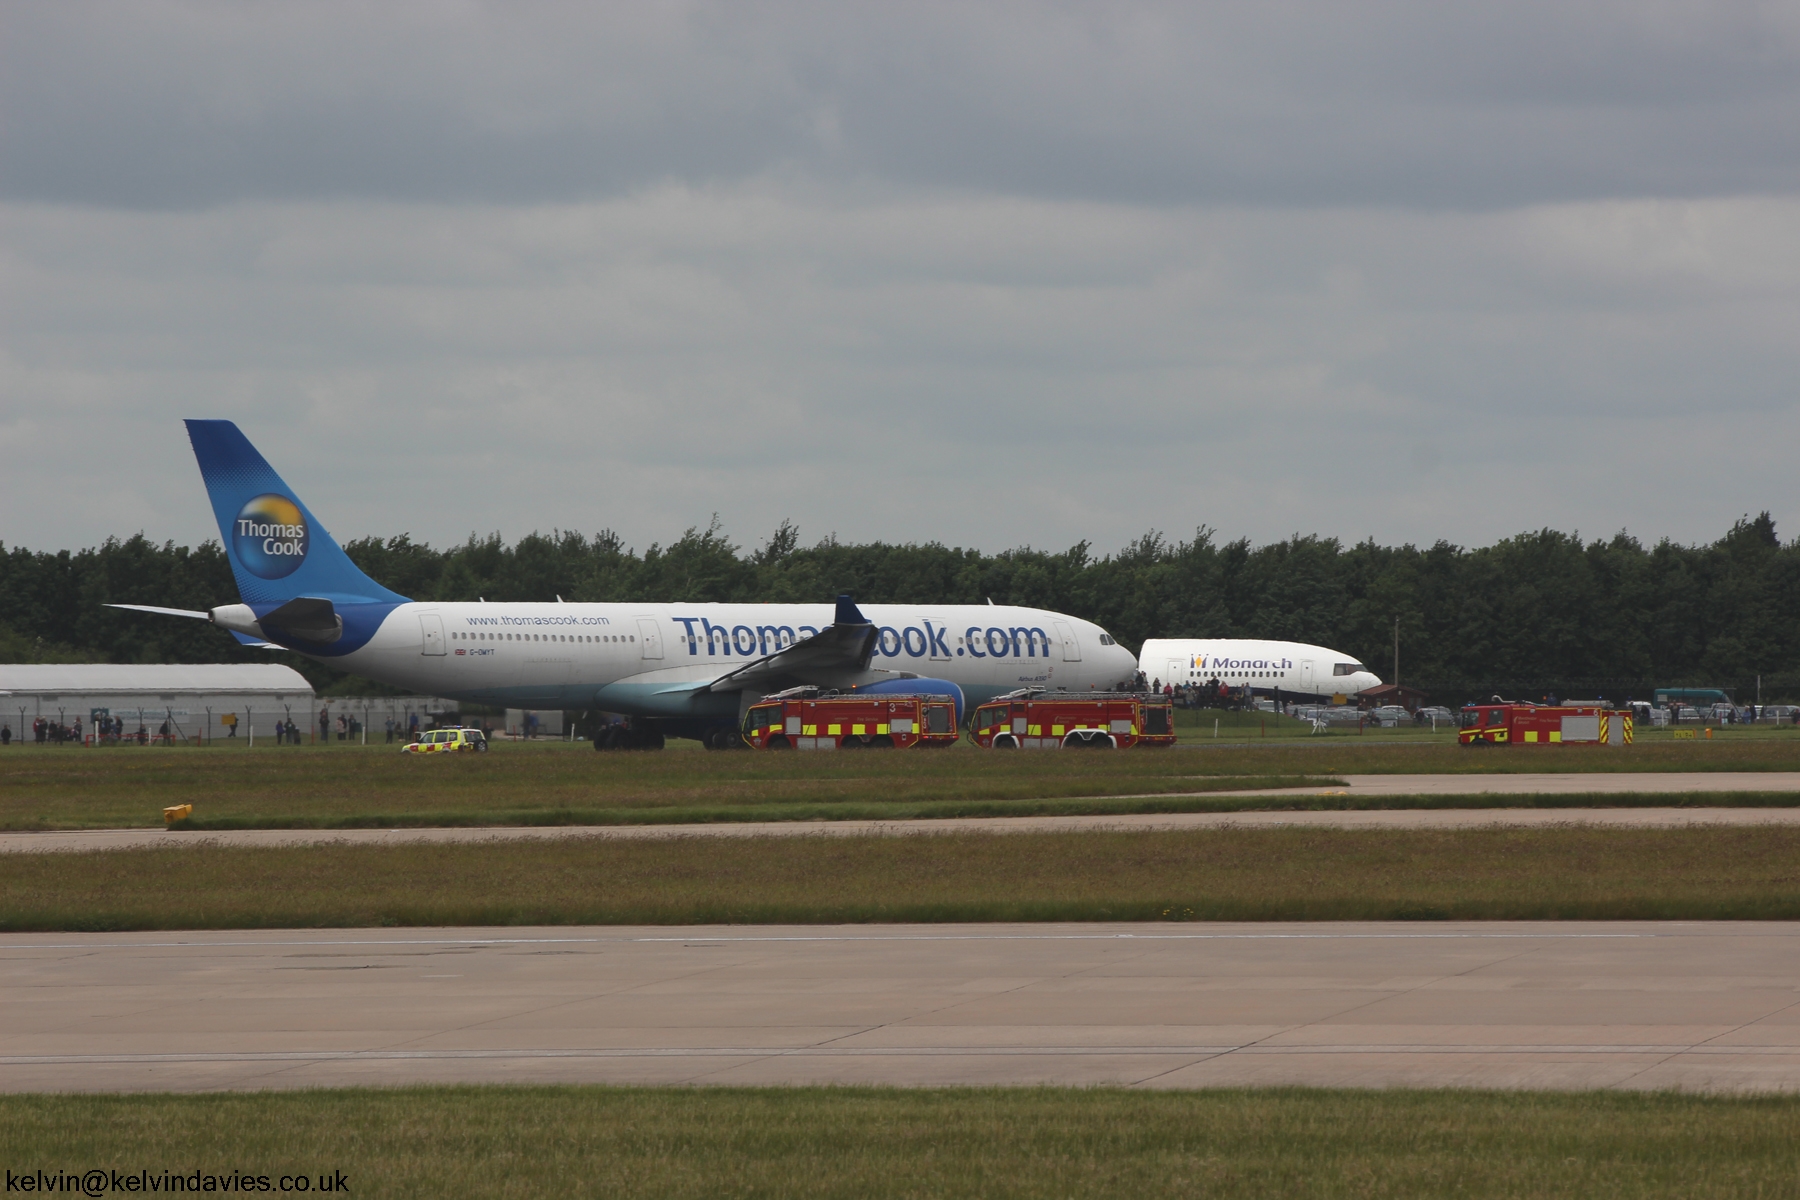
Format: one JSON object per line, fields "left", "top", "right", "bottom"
{"left": 5, "top": 922, "right": 1800, "bottom": 1093}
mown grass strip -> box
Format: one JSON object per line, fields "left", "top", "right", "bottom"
{"left": 10, "top": 826, "right": 1800, "bottom": 930}
{"left": 4, "top": 733, "right": 1798, "bottom": 830}
{"left": 154, "top": 787, "right": 1800, "bottom": 832}
{"left": 3, "top": 1086, "right": 1796, "bottom": 1199}
{"left": 161, "top": 778, "right": 1338, "bottom": 830}
{"left": 0, "top": 747, "right": 1327, "bottom": 830}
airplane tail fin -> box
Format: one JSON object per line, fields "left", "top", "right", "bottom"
{"left": 184, "top": 420, "right": 407, "bottom": 609}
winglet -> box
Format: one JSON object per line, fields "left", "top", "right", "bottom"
{"left": 834, "top": 593, "right": 869, "bottom": 626}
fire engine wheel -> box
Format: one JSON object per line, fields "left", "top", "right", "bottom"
{"left": 867, "top": 734, "right": 894, "bottom": 749}
{"left": 1467, "top": 735, "right": 1489, "bottom": 747}
{"left": 991, "top": 734, "right": 1019, "bottom": 749}
{"left": 1063, "top": 731, "right": 1111, "bottom": 748}
{"left": 766, "top": 735, "right": 793, "bottom": 750}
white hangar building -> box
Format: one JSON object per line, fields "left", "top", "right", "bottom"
{"left": 0, "top": 663, "right": 314, "bottom": 740}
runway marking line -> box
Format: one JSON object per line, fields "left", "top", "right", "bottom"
{"left": 7, "top": 1044, "right": 1797, "bottom": 1066}
{"left": 0, "top": 931, "right": 1670, "bottom": 951}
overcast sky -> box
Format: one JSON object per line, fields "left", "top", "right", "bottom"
{"left": 4, "top": 1, "right": 1798, "bottom": 561}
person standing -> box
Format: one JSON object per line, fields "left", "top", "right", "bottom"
{"left": 319, "top": 706, "right": 331, "bottom": 744}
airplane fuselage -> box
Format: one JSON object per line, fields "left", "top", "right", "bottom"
{"left": 1139, "top": 637, "right": 1381, "bottom": 703}
{"left": 298, "top": 601, "right": 1139, "bottom": 725}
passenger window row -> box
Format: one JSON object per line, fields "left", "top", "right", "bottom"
{"left": 450, "top": 632, "right": 635, "bottom": 643}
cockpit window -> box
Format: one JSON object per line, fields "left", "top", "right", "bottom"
{"left": 1332, "top": 663, "right": 1369, "bottom": 676}
{"left": 1098, "top": 633, "right": 1116, "bottom": 646}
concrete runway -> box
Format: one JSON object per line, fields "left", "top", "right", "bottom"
{"left": 6, "top": 922, "right": 1800, "bottom": 1093}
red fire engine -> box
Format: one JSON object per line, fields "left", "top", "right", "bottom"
{"left": 1459, "top": 700, "right": 1632, "bottom": 747}
{"left": 969, "top": 689, "right": 1176, "bottom": 749}
{"left": 742, "top": 690, "right": 960, "bottom": 751}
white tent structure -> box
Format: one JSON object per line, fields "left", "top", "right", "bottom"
{"left": 0, "top": 663, "right": 312, "bottom": 743}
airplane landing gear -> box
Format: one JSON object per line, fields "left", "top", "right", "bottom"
{"left": 581, "top": 712, "right": 665, "bottom": 751}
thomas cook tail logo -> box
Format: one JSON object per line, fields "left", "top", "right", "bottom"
{"left": 233, "top": 494, "right": 309, "bottom": 579}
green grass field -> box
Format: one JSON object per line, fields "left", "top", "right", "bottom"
{"left": 0, "top": 744, "right": 1337, "bottom": 830}
{"left": 10, "top": 825, "right": 1800, "bottom": 929}
{"left": 3, "top": 1086, "right": 1795, "bottom": 1198}
{"left": 1, "top": 731, "right": 1796, "bottom": 830}
{"left": 1184, "top": 705, "right": 1800, "bottom": 741}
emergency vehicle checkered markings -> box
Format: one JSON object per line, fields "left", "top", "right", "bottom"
{"left": 1460, "top": 701, "right": 1633, "bottom": 748}
{"left": 743, "top": 691, "right": 960, "bottom": 751}
{"left": 970, "top": 690, "right": 1176, "bottom": 750}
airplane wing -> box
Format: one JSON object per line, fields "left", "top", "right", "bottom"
{"left": 702, "top": 594, "right": 879, "bottom": 695}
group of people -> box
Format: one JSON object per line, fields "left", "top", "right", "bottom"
{"left": 1150, "top": 677, "right": 1261, "bottom": 711}
{"left": 0, "top": 710, "right": 461, "bottom": 747}
{"left": 28, "top": 716, "right": 85, "bottom": 744}
{"left": 12, "top": 715, "right": 161, "bottom": 745}
{"left": 89, "top": 714, "right": 151, "bottom": 743}
{"left": 317, "top": 708, "right": 369, "bottom": 742}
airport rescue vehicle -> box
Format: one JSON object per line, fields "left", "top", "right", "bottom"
{"left": 1458, "top": 701, "right": 1632, "bottom": 747}
{"left": 742, "top": 690, "right": 960, "bottom": 750}
{"left": 969, "top": 689, "right": 1176, "bottom": 749}
{"left": 401, "top": 726, "right": 490, "bottom": 754}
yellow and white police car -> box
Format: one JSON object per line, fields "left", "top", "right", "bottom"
{"left": 401, "top": 727, "right": 489, "bottom": 754}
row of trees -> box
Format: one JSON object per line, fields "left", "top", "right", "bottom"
{"left": 2, "top": 515, "right": 1795, "bottom": 703}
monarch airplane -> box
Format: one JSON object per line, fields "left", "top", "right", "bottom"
{"left": 1139, "top": 638, "right": 1382, "bottom": 704}
{"left": 113, "top": 421, "right": 1140, "bottom": 748}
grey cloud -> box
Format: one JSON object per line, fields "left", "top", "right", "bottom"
{"left": 3, "top": 190, "right": 1796, "bottom": 555}
{"left": 5, "top": 1, "right": 1800, "bottom": 210}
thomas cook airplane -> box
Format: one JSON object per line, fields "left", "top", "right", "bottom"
{"left": 112, "top": 421, "right": 1141, "bottom": 748}
{"left": 1139, "top": 638, "right": 1382, "bottom": 704}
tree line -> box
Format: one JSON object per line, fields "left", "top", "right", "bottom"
{"left": 2, "top": 514, "right": 1795, "bottom": 703}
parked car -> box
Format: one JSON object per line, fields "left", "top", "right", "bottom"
{"left": 1415, "top": 706, "right": 1456, "bottom": 726}
{"left": 1370, "top": 704, "right": 1409, "bottom": 728}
